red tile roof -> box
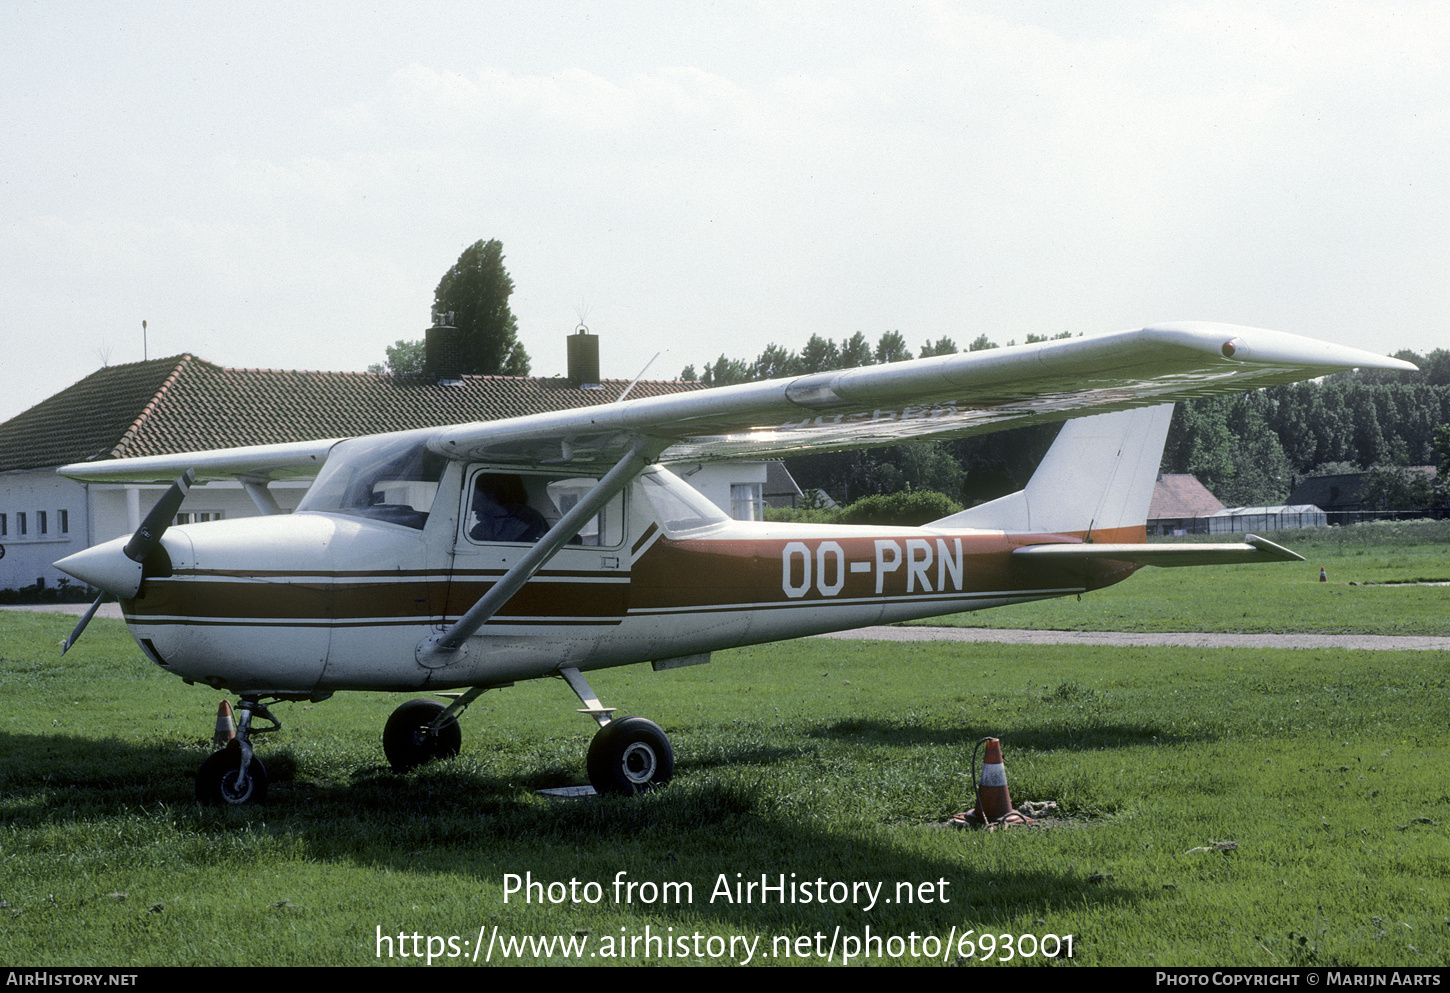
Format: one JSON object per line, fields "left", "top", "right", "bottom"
{"left": 0, "top": 354, "right": 705, "bottom": 472}
{"left": 1148, "top": 473, "right": 1225, "bottom": 520}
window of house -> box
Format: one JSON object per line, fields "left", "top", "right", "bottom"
{"left": 17, "top": 512, "right": 26, "bottom": 536}
{"left": 175, "top": 511, "right": 224, "bottom": 525}
{"left": 0, "top": 513, "right": 6, "bottom": 536}
{"left": 58, "top": 509, "right": 68, "bottom": 534}
{"left": 37, "top": 510, "right": 47, "bottom": 535}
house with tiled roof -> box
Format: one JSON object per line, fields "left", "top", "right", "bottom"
{"left": 0, "top": 332, "right": 776, "bottom": 591}
{"left": 1146, "top": 473, "right": 1225, "bottom": 535}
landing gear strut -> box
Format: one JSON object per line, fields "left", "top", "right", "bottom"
{"left": 196, "top": 699, "right": 278, "bottom": 805}
{"left": 561, "top": 667, "right": 674, "bottom": 795}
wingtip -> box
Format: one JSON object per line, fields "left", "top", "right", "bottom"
{"left": 1143, "top": 322, "right": 1418, "bottom": 374}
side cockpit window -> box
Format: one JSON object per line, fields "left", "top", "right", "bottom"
{"left": 469, "top": 474, "right": 549, "bottom": 542}
{"left": 465, "top": 473, "right": 624, "bottom": 547}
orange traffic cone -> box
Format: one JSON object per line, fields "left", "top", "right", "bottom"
{"left": 212, "top": 701, "right": 236, "bottom": 746}
{"left": 957, "top": 738, "right": 1034, "bottom": 829}
{"left": 1319, "top": 567, "right": 1327, "bottom": 582}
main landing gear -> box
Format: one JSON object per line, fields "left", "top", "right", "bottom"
{"left": 196, "top": 676, "right": 675, "bottom": 803}
{"left": 586, "top": 716, "right": 674, "bottom": 796}
{"left": 196, "top": 699, "right": 280, "bottom": 806}
{"left": 377, "top": 669, "right": 674, "bottom": 796}
{"left": 562, "top": 666, "right": 674, "bottom": 796}
{"left": 382, "top": 697, "right": 462, "bottom": 772}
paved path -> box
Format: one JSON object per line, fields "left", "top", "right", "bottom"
{"left": 2, "top": 602, "right": 125, "bottom": 619}
{"left": 815, "top": 625, "right": 1450, "bottom": 652}
{"left": 5, "top": 603, "right": 1445, "bottom": 651}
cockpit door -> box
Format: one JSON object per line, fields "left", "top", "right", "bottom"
{"left": 445, "top": 468, "right": 631, "bottom": 633}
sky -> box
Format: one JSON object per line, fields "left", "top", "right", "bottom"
{"left": 4, "top": 1, "right": 1448, "bottom": 424}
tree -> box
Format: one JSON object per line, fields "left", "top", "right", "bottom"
{"left": 1358, "top": 465, "right": 1434, "bottom": 512}
{"left": 839, "top": 332, "right": 874, "bottom": 368}
{"left": 368, "top": 339, "right": 426, "bottom": 376}
{"left": 433, "top": 239, "right": 530, "bottom": 376}
{"left": 798, "top": 334, "right": 841, "bottom": 373}
{"left": 874, "top": 330, "right": 912, "bottom": 364}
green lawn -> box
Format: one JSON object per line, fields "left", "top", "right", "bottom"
{"left": 2, "top": 598, "right": 1446, "bottom": 967}
{"left": 915, "top": 519, "right": 1450, "bottom": 635}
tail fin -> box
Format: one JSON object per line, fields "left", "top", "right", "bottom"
{"left": 932, "top": 403, "right": 1174, "bottom": 535}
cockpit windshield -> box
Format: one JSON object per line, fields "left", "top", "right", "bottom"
{"left": 296, "top": 434, "right": 446, "bottom": 529}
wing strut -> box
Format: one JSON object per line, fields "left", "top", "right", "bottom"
{"left": 417, "top": 437, "right": 663, "bottom": 665}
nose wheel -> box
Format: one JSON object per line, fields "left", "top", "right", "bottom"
{"left": 196, "top": 741, "right": 268, "bottom": 805}
{"left": 196, "top": 698, "right": 277, "bottom": 806}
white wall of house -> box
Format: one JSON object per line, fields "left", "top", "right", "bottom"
{"left": 672, "top": 462, "right": 769, "bottom": 520}
{"left": 0, "top": 470, "right": 88, "bottom": 591}
{"left": 0, "top": 472, "right": 311, "bottom": 591}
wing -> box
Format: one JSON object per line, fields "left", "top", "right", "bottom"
{"left": 56, "top": 322, "right": 1412, "bottom": 482}
{"left": 56, "top": 437, "right": 341, "bottom": 484}
{"left": 429, "top": 321, "right": 1413, "bottom": 466}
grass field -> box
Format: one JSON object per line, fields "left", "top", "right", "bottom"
{"left": 2, "top": 521, "right": 1447, "bottom": 968}
{"left": 916, "top": 520, "right": 1450, "bottom": 635}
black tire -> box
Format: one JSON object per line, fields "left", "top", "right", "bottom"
{"left": 586, "top": 717, "right": 674, "bottom": 796}
{"left": 383, "top": 699, "right": 462, "bottom": 772}
{"left": 196, "top": 741, "right": 268, "bottom": 806}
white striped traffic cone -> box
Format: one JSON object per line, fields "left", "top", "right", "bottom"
{"left": 957, "top": 738, "right": 1034, "bottom": 828}
{"left": 212, "top": 701, "right": 236, "bottom": 746}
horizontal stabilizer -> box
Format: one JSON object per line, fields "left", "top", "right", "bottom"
{"left": 1012, "top": 534, "right": 1304, "bottom": 567}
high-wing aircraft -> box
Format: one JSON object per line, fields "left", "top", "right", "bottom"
{"left": 52, "top": 322, "right": 1413, "bottom": 804}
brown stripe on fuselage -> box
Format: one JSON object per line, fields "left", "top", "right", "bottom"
{"left": 121, "top": 527, "right": 1146, "bottom": 628}
{"left": 125, "top": 571, "right": 627, "bottom": 624}
{"left": 630, "top": 527, "right": 1146, "bottom": 612}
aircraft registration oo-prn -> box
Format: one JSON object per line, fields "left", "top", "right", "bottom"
{"left": 53, "top": 322, "right": 1414, "bottom": 804}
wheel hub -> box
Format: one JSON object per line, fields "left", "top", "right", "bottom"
{"left": 620, "top": 742, "right": 657, "bottom": 783}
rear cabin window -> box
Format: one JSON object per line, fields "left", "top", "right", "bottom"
{"left": 640, "top": 469, "right": 729, "bottom": 535}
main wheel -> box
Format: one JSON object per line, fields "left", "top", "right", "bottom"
{"left": 587, "top": 717, "right": 674, "bottom": 796}
{"left": 196, "top": 741, "right": 268, "bottom": 805}
{"left": 383, "top": 699, "right": 462, "bottom": 772}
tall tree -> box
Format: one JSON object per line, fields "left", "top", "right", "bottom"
{"left": 433, "top": 239, "right": 530, "bottom": 376}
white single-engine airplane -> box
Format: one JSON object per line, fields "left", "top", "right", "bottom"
{"left": 54, "top": 322, "right": 1412, "bottom": 804}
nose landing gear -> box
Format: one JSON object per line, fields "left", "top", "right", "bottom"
{"left": 196, "top": 699, "right": 279, "bottom": 806}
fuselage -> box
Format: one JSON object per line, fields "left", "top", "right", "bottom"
{"left": 83, "top": 465, "right": 1142, "bottom": 695}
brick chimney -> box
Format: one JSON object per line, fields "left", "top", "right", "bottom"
{"left": 567, "top": 325, "right": 601, "bottom": 389}
{"left": 424, "top": 314, "right": 462, "bottom": 383}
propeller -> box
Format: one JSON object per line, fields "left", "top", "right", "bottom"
{"left": 60, "top": 469, "right": 195, "bottom": 655}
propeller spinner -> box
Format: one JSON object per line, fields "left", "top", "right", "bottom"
{"left": 57, "top": 469, "right": 195, "bottom": 654}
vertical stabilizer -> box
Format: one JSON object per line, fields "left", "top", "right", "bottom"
{"left": 932, "top": 404, "right": 1174, "bottom": 535}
